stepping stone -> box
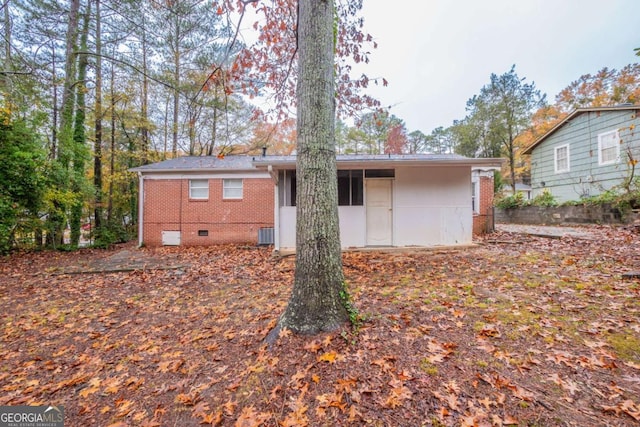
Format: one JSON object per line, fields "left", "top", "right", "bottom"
{"left": 622, "top": 271, "right": 640, "bottom": 279}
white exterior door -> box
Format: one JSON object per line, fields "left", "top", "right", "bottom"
{"left": 366, "top": 179, "right": 393, "bottom": 246}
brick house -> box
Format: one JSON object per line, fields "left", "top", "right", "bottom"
{"left": 132, "top": 154, "right": 501, "bottom": 248}
{"left": 252, "top": 154, "right": 502, "bottom": 251}
{"left": 131, "top": 156, "right": 273, "bottom": 246}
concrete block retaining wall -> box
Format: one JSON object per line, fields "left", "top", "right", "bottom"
{"left": 495, "top": 204, "right": 639, "bottom": 225}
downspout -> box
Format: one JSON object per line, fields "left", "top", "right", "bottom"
{"left": 267, "top": 164, "right": 278, "bottom": 183}
{"left": 268, "top": 165, "right": 280, "bottom": 251}
{"left": 137, "top": 172, "right": 144, "bottom": 247}
{"left": 179, "top": 175, "right": 184, "bottom": 242}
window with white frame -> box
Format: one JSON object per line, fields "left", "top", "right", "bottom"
{"left": 554, "top": 144, "right": 570, "bottom": 173}
{"left": 189, "top": 179, "right": 209, "bottom": 199}
{"left": 471, "top": 181, "right": 479, "bottom": 214}
{"left": 598, "top": 130, "right": 620, "bottom": 166}
{"left": 223, "top": 179, "right": 243, "bottom": 199}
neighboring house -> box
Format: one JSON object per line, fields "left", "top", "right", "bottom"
{"left": 132, "top": 154, "right": 502, "bottom": 248}
{"left": 502, "top": 183, "right": 532, "bottom": 200}
{"left": 523, "top": 105, "right": 640, "bottom": 203}
{"left": 131, "top": 156, "right": 274, "bottom": 246}
{"left": 252, "top": 154, "right": 502, "bottom": 251}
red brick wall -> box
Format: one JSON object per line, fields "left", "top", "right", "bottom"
{"left": 142, "top": 177, "right": 274, "bottom": 246}
{"left": 473, "top": 175, "right": 495, "bottom": 235}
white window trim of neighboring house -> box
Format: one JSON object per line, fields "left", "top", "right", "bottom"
{"left": 189, "top": 179, "right": 209, "bottom": 199}
{"left": 554, "top": 144, "right": 570, "bottom": 173}
{"left": 223, "top": 178, "right": 243, "bottom": 199}
{"left": 598, "top": 129, "right": 620, "bottom": 166}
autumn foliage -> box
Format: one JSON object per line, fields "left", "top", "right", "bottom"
{"left": 384, "top": 124, "right": 408, "bottom": 155}
{"left": 1, "top": 226, "right": 640, "bottom": 426}
{"left": 216, "top": 0, "right": 382, "bottom": 121}
{"left": 516, "top": 65, "right": 640, "bottom": 182}
{"left": 555, "top": 64, "right": 640, "bottom": 112}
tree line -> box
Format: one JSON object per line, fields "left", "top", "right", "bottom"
{"left": 0, "top": 0, "right": 386, "bottom": 253}
{"left": 1, "top": 0, "right": 638, "bottom": 253}
{"left": 1, "top": 0, "right": 253, "bottom": 252}
{"left": 337, "top": 62, "right": 640, "bottom": 190}
{"left": 434, "top": 63, "right": 640, "bottom": 192}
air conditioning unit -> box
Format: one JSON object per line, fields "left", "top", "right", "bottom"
{"left": 258, "top": 227, "right": 275, "bottom": 245}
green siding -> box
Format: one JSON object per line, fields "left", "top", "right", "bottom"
{"left": 530, "top": 109, "right": 640, "bottom": 203}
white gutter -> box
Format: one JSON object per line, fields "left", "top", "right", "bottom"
{"left": 273, "top": 174, "right": 280, "bottom": 251}
{"left": 254, "top": 158, "right": 505, "bottom": 169}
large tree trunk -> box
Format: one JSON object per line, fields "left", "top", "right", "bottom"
{"left": 46, "top": 0, "right": 80, "bottom": 247}
{"left": 107, "top": 60, "right": 115, "bottom": 222}
{"left": 507, "top": 127, "right": 516, "bottom": 193}
{"left": 171, "top": 20, "right": 180, "bottom": 157}
{"left": 277, "top": 0, "right": 349, "bottom": 335}
{"left": 50, "top": 43, "right": 58, "bottom": 160}
{"left": 206, "top": 85, "right": 219, "bottom": 156}
{"left": 140, "top": 5, "right": 149, "bottom": 163}
{"left": 58, "top": 0, "right": 80, "bottom": 164}
{"left": 3, "top": 0, "right": 12, "bottom": 112}
{"left": 3, "top": 1, "right": 10, "bottom": 64}
{"left": 70, "top": 0, "right": 91, "bottom": 247}
{"left": 94, "top": 0, "right": 103, "bottom": 231}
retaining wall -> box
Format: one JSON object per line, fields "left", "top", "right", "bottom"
{"left": 495, "top": 204, "right": 639, "bottom": 225}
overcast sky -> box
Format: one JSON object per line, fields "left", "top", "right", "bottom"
{"left": 354, "top": 0, "right": 640, "bottom": 134}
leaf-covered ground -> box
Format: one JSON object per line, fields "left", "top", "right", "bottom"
{"left": 1, "top": 226, "right": 639, "bottom": 427}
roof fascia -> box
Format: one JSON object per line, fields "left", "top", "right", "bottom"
{"left": 130, "top": 167, "right": 258, "bottom": 174}
{"left": 253, "top": 158, "right": 504, "bottom": 170}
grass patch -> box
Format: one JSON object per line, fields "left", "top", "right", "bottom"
{"left": 419, "top": 359, "right": 439, "bottom": 375}
{"left": 606, "top": 332, "right": 640, "bottom": 362}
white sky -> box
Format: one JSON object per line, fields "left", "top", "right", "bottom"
{"left": 355, "top": 0, "right": 640, "bottom": 134}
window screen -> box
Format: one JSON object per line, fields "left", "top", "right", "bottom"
{"left": 338, "top": 170, "right": 363, "bottom": 206}
{"left": 223, "top": 179, "right": 243, "bottom": 199}
{"left": 189, "top": 179, "right": 209, "bottom": 199}
{"left": 365, "top": 169, "right": 395, "bottom": 178}
{"left": 598, "top": 130, "right": 619, "bottom": 165}
{"left": 554, "top": 145, "right": 569, "bottom": 173}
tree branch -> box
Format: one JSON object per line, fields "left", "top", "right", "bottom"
{"left": 76, "top": 50, "right": 175, "bottom": 91}
{"left": 191, "top": 0, "right": 260, "bottom": 104}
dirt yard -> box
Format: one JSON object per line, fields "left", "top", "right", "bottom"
{"left": 1, "top": 225, "right": 639, "bottom": 426}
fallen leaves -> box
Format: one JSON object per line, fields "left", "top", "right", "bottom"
{"left": 316, "top": 351, "right": 338, "bottom": 364}
{"left": 234, "top": 406, "right": 270, "bottom": 427}
{"left": 383, "top": 379, "right": 412, "bottom": 409}
{"left": 0, "top": 229, "right": 639, "bottom": 426}
{"left": 425, "top": 338, "right": 457, "bottom": 363}
{"left": 602, "top": 399, "right": 640, "bottom": 421}
{"left": 548, "top": 372, "right": 580, "bottom": 398}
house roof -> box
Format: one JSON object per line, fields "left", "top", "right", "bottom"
{"left": 130, "top": 153, "right": 504, "bottom": 174}
{"left": 130, "top": 155, "right": 257, "bottom": 173}
{"left": 503, "top": 183, "right": 532, "bottom": 192}
{"left": 253, "top": 154, "right": 503, "bottom": 169}
{"left": 521, "top": 104, "right": 640, "bottom": 155}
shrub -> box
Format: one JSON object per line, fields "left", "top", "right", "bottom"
{"left": 92, "top": 221, "right": 132, "bottom": 249}
{"left": 581, "top": 189, "right": 620, "bottom": 206}
{"left": 495, "top": 192, "right": 525, "bottom": 209}
{"left": 530, "top": 189, "right": 557, "bottom": 207}
{"left": 0, "top": 196, "right": 15, "bottom": 254}
{"left": 577, "top": 187, "right": 640, "bottom": 220}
